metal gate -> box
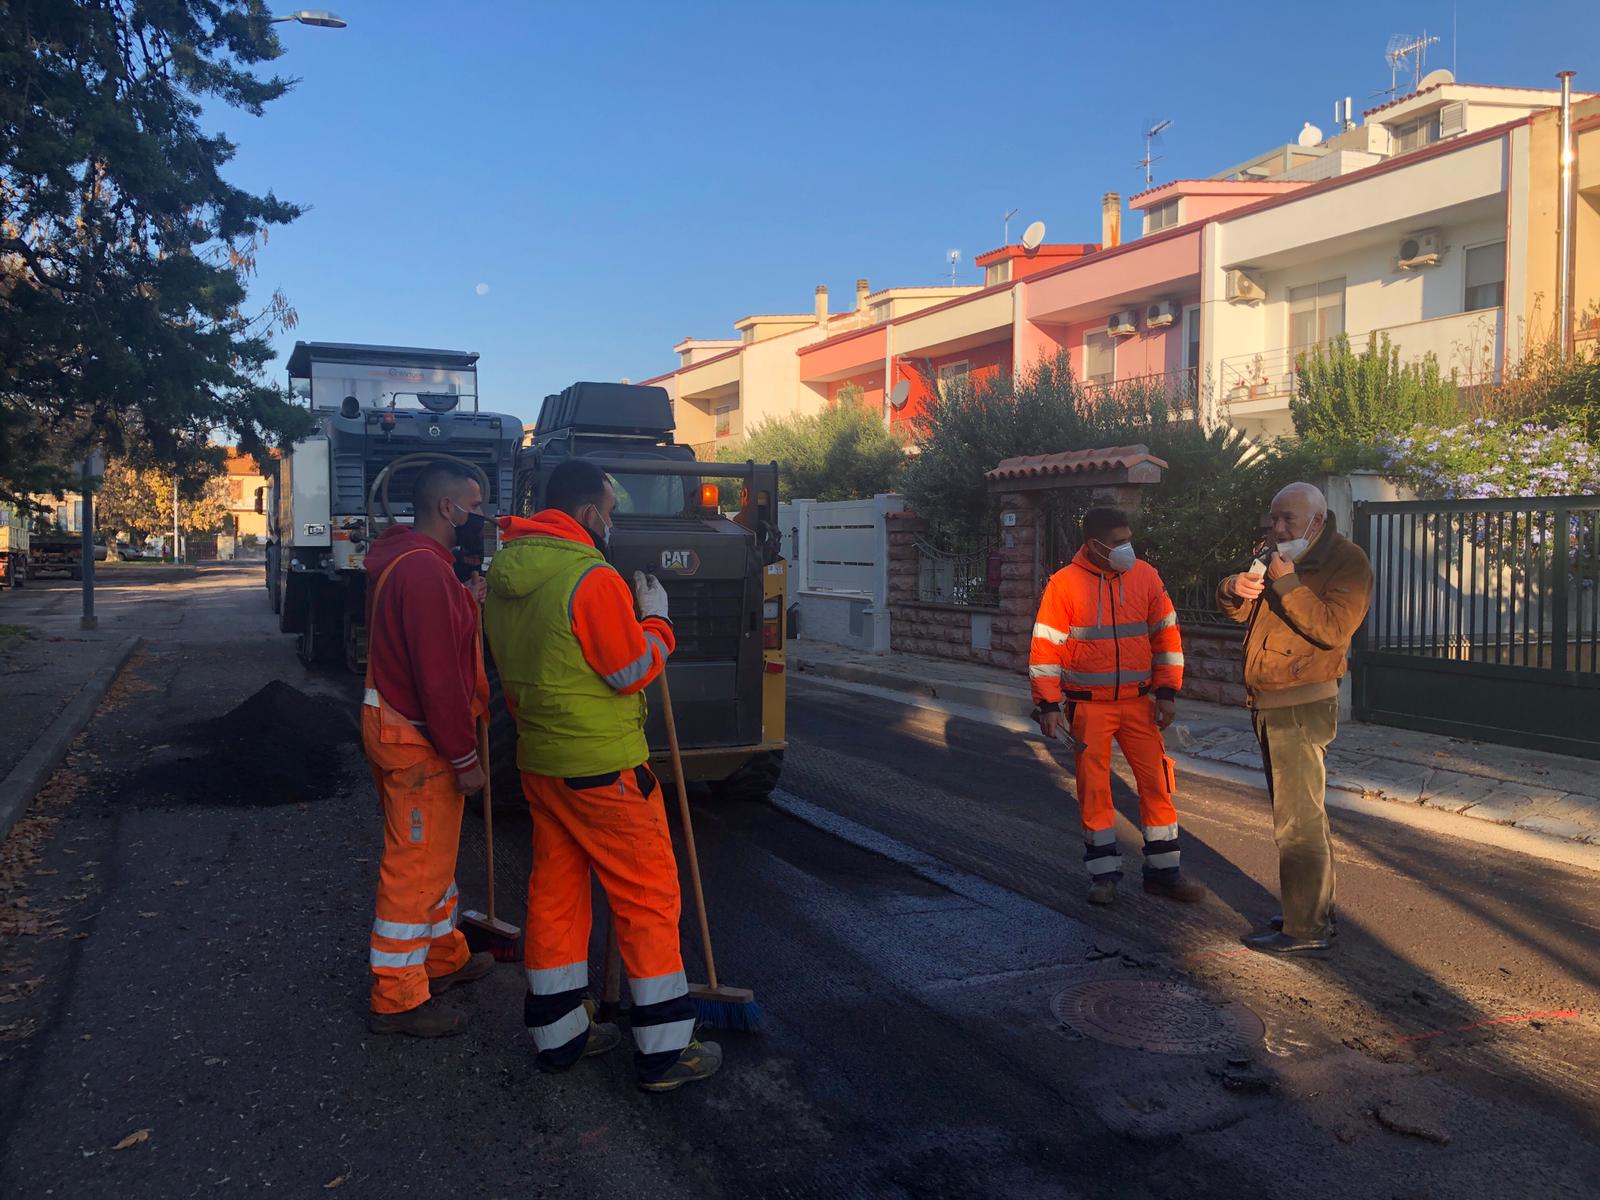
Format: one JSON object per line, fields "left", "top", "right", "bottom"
{"left": 1352, "top": 496, "right": 1600, "bottom": 759}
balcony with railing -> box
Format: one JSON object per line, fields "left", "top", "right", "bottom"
{"left": 1082, "top": 366, "right": 1200, "bottom": 416}
{"left": 1220, "top": 308, "right": 1506, "bottom": 423}
{"left": 1219, "top": 348, "right": 1298, "bottom": 412}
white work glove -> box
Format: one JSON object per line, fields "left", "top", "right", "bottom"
{"left": 632, "top": 570, "right": 669, "bottom": 623}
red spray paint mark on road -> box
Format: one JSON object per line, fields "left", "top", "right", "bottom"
{"left": 1398, "top": 1009, "right": 1581, "bottom": 1043}
{"left": 578, "top": 1126, "right": 610, "bottom": 1146}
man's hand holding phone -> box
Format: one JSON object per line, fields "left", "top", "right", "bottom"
{"left": 1228, "top": 558, "right": 1268, "bottom": 602}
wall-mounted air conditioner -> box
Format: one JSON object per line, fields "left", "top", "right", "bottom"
{"left": 1398, "top": 229, "right": 1443, "bottom": 269}
{"left": 1107, "top": 310, "right": 1138, "bottom": 337}
{"left": 1146, "top": 300, "right": 1180, "bottom": 328}
{"left": 1225, "top": 269, "right": 1266, "bottom": 303}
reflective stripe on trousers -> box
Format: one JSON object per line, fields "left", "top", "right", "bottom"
{"left": 363, "top": 702, "right": 471, "bottom": 1014}
{"left": 1070, "top": 699, "right": 1181, "bottom": 883}
{"left": 521, "top": 768, "right": 696, "bottom": 1079}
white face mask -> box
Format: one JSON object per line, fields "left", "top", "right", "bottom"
{"left": 1102, "top": 542, "right": 1137, "bottom": 573}
{"left": 1277, "top": 517, "right": 1322, "bottom": 563}
{"left": 1276, "top": 537, "right": 1309, "bottom": 563}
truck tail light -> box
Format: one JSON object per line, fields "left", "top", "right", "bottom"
{"left": 763, "top": 618, "right": 781, "bottom": 649}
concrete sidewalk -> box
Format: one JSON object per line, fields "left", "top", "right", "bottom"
{"left": 790, "top": 638, "right": 1600, "bottom": 847}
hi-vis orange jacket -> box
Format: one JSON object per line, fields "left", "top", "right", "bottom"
{"left": 1029, "top": 548, "right": 1184, "bottom": 706}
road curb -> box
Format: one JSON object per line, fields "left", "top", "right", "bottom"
{"left": 792, "top": 661, "right": 1600, "bottom": 873}
{"left": 792, "top": 655, "right": 1028, "bottom": 718}
{"left": 0, "top": 635, "right": 142, "bottom": 845}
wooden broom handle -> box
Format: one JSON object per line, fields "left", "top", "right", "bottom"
{"left": 657, "top": 673, "right": 719, "bottom": 990}
{"left": 477, "top": 717, "right": 497, "bottom": 926}
{"left": 602, "top": 917, "right": 621, "bottom": 1007}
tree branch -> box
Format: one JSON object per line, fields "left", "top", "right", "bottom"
{"left": 0, "top": 237, "right": 80, "bottom": 292}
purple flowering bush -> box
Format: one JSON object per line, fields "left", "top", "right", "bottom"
{"left": 1381, "top": 419, "right": 1600, "bottom": 501}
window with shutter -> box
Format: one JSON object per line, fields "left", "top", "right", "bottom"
{"left": 1464, "top": 242, "right": 1506, "bottom": 312}
{"left": 1083, "top": 331, "right": 1115, "bottom": 387}
{"left": 1288, "top": 278, "right": 1346, "bottom": 348}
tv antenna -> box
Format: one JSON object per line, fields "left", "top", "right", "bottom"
{"left": 1003, "top": 207, "right": 1019, "bottom": 245}
{"left": 1139, "top": 119, "right": 1171, "bottom": 187}
{"left": 1383, "top": 32, "right": 1439, "bottom": 97}
{"left": 946, "top": 248, "right": 961, "bottom": 285}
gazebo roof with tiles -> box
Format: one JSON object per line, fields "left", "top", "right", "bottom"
{"left": 984, "top": 444, "right": 1168, "bottom": 492}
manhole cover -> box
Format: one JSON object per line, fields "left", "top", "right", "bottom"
{"left": 1051, "top": 979, "right": 1264, "bottom": 1055}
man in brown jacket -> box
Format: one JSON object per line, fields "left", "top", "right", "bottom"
{"left": 1218, "top": 482, "right": 1372, "bottom": 956}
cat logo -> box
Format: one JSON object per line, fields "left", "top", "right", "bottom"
{"left": 660, "top": 549, "right": 700, "bottom": 576}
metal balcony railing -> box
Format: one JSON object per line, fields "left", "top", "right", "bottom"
{"left": 1219, "top": 349, "right": 1299, "bottom": 405}
{"left": 1082, "top": 366, "right": 1201, "bottom": 414}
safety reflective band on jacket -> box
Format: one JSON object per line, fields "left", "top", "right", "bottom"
{"left": 1029, "top": 548, "right": 1184, "bottom": 705}
{"left": 484, "top": 510, "right": 676, "bottom": 779}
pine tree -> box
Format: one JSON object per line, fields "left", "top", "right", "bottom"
{"left": 0, "top": 0, "right": 312, "bottom": 503}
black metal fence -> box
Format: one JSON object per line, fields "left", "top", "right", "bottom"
{"left": 914, "top": 528, "right": 1001, "bottom": 609}
{"left": 1353, "top": 495, "right": 1600, "bottom": 759}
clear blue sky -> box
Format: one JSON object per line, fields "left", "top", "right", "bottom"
{"left": 216, "top": 0, "right": 1600, "bottom": 428}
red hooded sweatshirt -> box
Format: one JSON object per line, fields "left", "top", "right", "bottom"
{"left": 364, "top": 525, "right": 480, "bottom": 773}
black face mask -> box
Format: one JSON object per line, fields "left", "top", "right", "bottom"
{"left": 451, "top": 506, "right": 487, "bottom": 556}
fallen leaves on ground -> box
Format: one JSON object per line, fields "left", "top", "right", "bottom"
{"left": 324, "top": 1171, "right": 349, "bottom": 1189}
{"left": 112, "top": 1128, "right": 151, "bottom": 1151}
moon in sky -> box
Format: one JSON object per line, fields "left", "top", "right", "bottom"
{"left": 475, "top": 282, "right": 490, "bottom": 296}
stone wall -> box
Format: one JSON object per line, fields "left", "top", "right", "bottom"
{"left": 889, "top": 505, "right": 1250, "bottom": 706}
{"left": 887, "top": 509, "right": 1031, "bottom": 671}
{"left": 1180, "top": 624, "right": 1247, "bottom": 707}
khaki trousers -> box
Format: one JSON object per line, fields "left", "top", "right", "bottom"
{"left": 1252, "top": 697, "right": 1339, "bottom": 939}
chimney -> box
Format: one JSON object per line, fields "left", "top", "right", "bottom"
{"left": 855, "top": 278, "right": 870, "bottom": 312}
{"left": 815, "top": 284, "right": 829, "bottom": 325}
{"left": 1101, "top": 192, "right": 1121, "bottom": 249}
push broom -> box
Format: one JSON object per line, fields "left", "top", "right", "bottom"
{"left": 657, "top": 673, "right": 762, "bottom": 1033}
{"left": 460, "top": 716, "right": 523, "bottom": 962}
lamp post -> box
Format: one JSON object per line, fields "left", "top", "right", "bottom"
{"left": 270, "top": 10, "right": 347, "bottom": 27}
{"left": 79, "top": 451, "right": 106, "bottom": 631}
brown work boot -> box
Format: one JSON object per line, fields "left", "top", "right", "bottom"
{"left": 368, "top": 998, "right": 467, "bottom": 1038}
{"left": 429, "top": 951, "right": 495, "bottom": 996}
{"left": 1143, "top": 874, "right": 1208, "bottom": 904}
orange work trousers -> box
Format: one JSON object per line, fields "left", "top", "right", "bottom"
{"left": 362, "top": 697, "right": 472, "bottom": 1014}
{"left": 521, "top": 766, "right": 696, "bottom": 1078}
{"left": 1070, "top": 696, "right": 1181, "bottom": 882}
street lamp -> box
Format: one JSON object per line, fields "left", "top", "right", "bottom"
{"left": 271, "top": 10, "right": 347, "bottom": 28}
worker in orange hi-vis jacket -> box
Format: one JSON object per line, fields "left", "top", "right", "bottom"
{"left": 1029, "top": 506, "right": 1209, "bottom": 908}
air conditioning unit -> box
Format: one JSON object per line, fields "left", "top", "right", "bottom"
{"left": 1225, "top": 269, "right": 1266, "bottom": 303}
{"left": 1398, "top": 229, "right": 1443, "bottom": 269}
{"left": 1107, "top": 310, "right": 1138, "bottom": 337}
{"left": 1146, "top": 300, "right": 1180, "bottom": 328}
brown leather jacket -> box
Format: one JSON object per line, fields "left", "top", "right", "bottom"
{"left": 1216, "top": 520, "right": 1373, "bottom": 710}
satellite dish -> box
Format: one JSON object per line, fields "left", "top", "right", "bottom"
{"left": 1419, "top": 68, "right": 1455, "bottom": 89}
{"left": 1021, "top": 221, "right": 1046, "bottom": 251}
{"left": 889, "top": 379, "right": 911, "bottom": 410}
{"left": 1298, "top": 122, "right": 1324, "bottom": 147}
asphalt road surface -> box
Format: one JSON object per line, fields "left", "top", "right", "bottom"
{"left": 1, "top": 568, "right": 1596, "bottom": 1198}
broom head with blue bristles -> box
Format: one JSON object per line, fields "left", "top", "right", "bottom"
{"left": 690, "top": 982, "right": 763, "bottom": 1033}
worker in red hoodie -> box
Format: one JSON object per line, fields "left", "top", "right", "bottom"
{"left": 1030, "top": 506, "right": 1207, "bottom": 908}
{"left": 361, "top": 460, "right": 495, "bottom": 1038}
